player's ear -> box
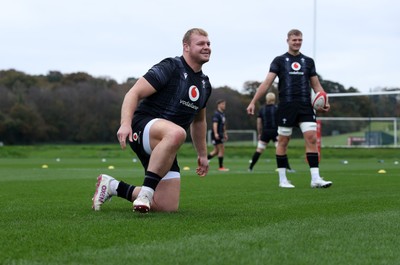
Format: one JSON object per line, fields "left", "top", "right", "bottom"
{"left": 183, "top": 42, "right": 190, "bottom": 52}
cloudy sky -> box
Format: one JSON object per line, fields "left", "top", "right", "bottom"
{"left": 1, "top": 0, "right": 398, "bottom": 93}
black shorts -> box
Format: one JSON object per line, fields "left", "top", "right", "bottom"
{"left": 211, "top": 133, "right": 224, "bottom": 145}
{"left": 277, "top": 102, "right": 316, "bottom": 127}
{"left": 128, "top": 116, "right": 180, "bottom": 172}
{"left": 260, "top": 129, "right": 278, "bottom": 143}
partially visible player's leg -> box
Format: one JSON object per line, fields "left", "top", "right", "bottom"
{"left": 208, "top": 143, "right": 218, "bottom": 159}
{"left": 301, "top": 123, "right": 318, "bottom": 153}
{"left": 276, "top": 103, "right": 296, "bottom": 188}
{"left": 301, "top": 124, "right": 332, "bottom": 188}
{"left": 94, "top": 118, "right": 185, "bottom": 213}
{"left": 133, "top": 119, "right": 186, "bottom": 213}
{"left": 249, "top": 141, "right": 266, "bottom": 171}
{"left": 146, "top": 119, "right": 186, "bottom": 175}
{"left": 151, "top": 173, "right": 181, "bottom": 212}
{"left": 92, "top": 173, "right": 181, "bottom": 212}
{"left": 217, "top": 144, "right": 228, "bottom": 171}
{"left": 129, "top": 173, "right": 180, "bottom": 212}
{"left": 276, "top": 128, "right": 294, "bottom": 188}
{"left": 92, "top": 174, "right": 129, "bottom": 211}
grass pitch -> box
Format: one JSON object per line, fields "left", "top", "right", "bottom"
{"left": 1, "top": 144, "right": 399, "bottom": 265}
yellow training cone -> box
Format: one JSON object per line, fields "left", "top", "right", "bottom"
{"left": 378, "top": 169, "right": 386, "bottom": 174}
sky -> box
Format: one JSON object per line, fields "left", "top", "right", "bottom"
{"left": 1, "top": 0, "right": 399, "bottom": 93}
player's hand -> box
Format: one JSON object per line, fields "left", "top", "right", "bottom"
{"left": 196, "top": 156, "right": 209, "bottom": 177}
{"left": 247, "top": 103, "right": 255, "bottom": 115}
{"left": 320, "top": 102, "right": 330, "bottom": 112}
{"left": 116, "top": 123, "right": 133, "bottom": 149}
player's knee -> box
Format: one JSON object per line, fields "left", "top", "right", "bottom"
{"left": 277, "top": 143, "right": 288, "bottom": 152}
{"left": 303, "top": 130, "right": 317, "bottom": 145}
{"left": 305, "top": 134, "right": 317, "bottom": 145}
{"left": 278, "top": 135, "right": 290, "bottom": 146}
{"left": 167, "top": 127, "right": 187, "bottom": 146}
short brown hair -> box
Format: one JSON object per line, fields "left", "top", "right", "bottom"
{"left": 183, "top": 28, "right": 208, "bottom": 45}
{"left": 216, "top": 99, "right": 225, "bottom": 105}
{"left": 287, "top": 29, "right": 302, "bottom": 38}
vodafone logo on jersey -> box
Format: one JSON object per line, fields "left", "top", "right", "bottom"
{"left": 291, "top": 62, "right": 301, "bottom": 71}
{"left": 180, "top": 85, "right": 200, "bottom": 110}
{"left": 188, "top": 85, "right": 200, "bottom": 101}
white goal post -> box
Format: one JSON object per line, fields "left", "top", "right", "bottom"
{"left": 326, "top": 90, "right": 400, "bottom": 97}
{"left": 317, "top": 117, "right": 399, "bottom": 147}
{"left": 320, "top": 90, "right": 400, "bottom": 147}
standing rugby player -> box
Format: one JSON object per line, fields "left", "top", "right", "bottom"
{"left": 247, "top": 29, "right": 332, "bottom": 189}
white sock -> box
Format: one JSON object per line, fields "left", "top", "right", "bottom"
{"left": 278, "top": 168, "right": 288, "bottom": 183}
{"left": 310, "top": 167, "right": 320, "bottom": 181}
{"left": 109, "top": 179, "right": 119, "bottom": 196}
{"left": 138, "top": 186, "right": 154, "bottom": 198}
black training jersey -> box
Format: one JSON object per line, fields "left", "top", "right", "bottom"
{"left": 212, "top": 110, "right": 226, "bottom": 136}
{"left": 258, "top": 104, "right": 278, "bottom": 131}
{"left": 270, "top": 52, "right": 317, "bottom": 103}
{"left": 135, "top": 56, "right": 212, "bottom": 130}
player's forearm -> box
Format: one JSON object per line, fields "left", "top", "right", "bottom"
{"left": 190, "top": 120, "right": 207, "bottom": 157}
{"left": 310, "top": 76, "right": 324, "bottom": 93}
{"left": 251, "top": 73, "right": 275, "bottom": 104}
{"left": 120, "top": 89, "right": 139, "bottom": 126}
{"left": 250, "top": 86, "right": 267, "bottom": 105}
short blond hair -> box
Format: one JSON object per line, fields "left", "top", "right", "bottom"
{"left": 266, "top": 92, "right": 276, "bottom": 104}
{"left": 183, "top": 28, "right": 208, "bottom": 45}
{"left": 287, "top": 29, "right": 302, "bottom": 38}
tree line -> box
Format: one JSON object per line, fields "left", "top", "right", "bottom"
{"left": 0, "top": 69, "right": 398, "bottom": 145}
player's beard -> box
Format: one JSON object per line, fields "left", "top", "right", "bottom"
{"left": 199, "top": 53, "right": 211, "bottom": 64}
{"left": 191, "top": 50, "right": 210, "bottom": 65}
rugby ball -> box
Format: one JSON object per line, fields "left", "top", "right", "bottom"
{"left": 312, "top": 91, "right": 327, "bottom": 110}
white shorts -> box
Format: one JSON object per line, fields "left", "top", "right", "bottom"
{"left": 143, "top": 118, "right": 160, "bottom": 155}
{"left": 162, "top": 171, "right": 181, "bottom": 180}
{"left": 278, "top": 122, "right": 317, "bottom": 136}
